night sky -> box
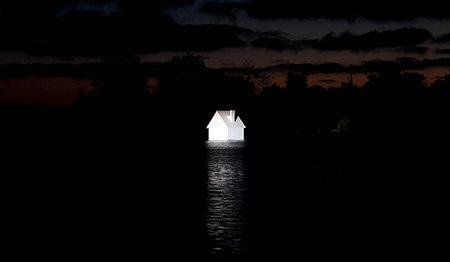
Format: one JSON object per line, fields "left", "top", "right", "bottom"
{"left": 1, "top": 0, "right": 450, "bottom": 105}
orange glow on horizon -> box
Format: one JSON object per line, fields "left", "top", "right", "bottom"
{"left": 0, "top": 66, "right": 448, "bottom": 106}
{"left": 0, "top": 76, "right": 91, "bottom": 106}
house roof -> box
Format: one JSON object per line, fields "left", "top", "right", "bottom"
{"left": 207, "top": 110, "right": 246, "bottom": 129}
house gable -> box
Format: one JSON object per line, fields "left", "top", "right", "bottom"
{"left": 207, "top": 111, "right": 228, "bottom": 129}
{"left": 235, "top": 116, "right": 246, "bottom": 128}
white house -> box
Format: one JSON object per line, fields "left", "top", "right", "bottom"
{"left": 207, "top": 110, "right": 246, "bottom": 140}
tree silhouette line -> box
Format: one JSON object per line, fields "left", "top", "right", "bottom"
{"left": 72, "top": 54, "right": 450, "bottom": 139}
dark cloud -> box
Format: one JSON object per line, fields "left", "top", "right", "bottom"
{"left": 271, "top": 59, "right": 290, "bottom": 64}
{"left": 319, "top": 79, "right": 339, "bottom": 83}
{"left": 354, "top": 57, "right": 450, "bottom": 73}
{"left": 0, "top": 1, "right": 444, "bottom": 58}
{"left": 0, "top": 1, "right": 247, "bottom": 58}
{"left": 251, "top": 37, "right": 298, "bottom": 51}
{"left": 437, "top": 48, "right": 450, "bottom": 54}
{"left": 435, "top": 33, "right": 450, "bottom": 43}
{"left": 395, "top": 46, "right": 429, "bottom": 54}
{"left": 200, "top": 0, "right": 450, "bottom": 21}
{"left": 117, "top": 0, "right": 193, "bottom": 12}
{"left": 301, "top": 28, "right": 433, "bottom": 52}
{"left": 0, "top": 9, "right": 175, "bottom": 58}
{"left": 267, "top": 62, "right": 346, "bottom": 73}
{"left": 199, "top": 1, "right": 242, "bottom": 19}
{"left": 0, "top": 61, "right": 162, "bottom": 79}
{"left": 165, "top": 0, "right": 195, "bottom": 7}
{"left": 0, "top": 1, "right": 68, "bottom": 14}
{"left": 221, "top": 62, "right": 237, "bottom": 67}
{"left": 268, "top": 57, "right": 450, "bottom": 74}
{"left": 247, "top": 27, "right": 432, "bottom": 53}
{"left": 170, "top": 24, "right": 248, "bottom": 51}
{"left": 248, "top": 30, "right": 300, "bottom": 51}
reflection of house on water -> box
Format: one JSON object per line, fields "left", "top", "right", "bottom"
{"left": 205, "top": 141, "right": 246, "bottom": 258}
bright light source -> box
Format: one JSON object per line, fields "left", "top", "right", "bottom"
{"left": 207, "top": 110, "right": 246, "bottom": 141}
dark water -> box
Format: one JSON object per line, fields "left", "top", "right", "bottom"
{"left": 205, "top": 141, "right": 247, "bottom": 258}
{"left": 200, "top": 135, "right": 447, "bottom": 261}
{"left": 5, "top": 131, "right": 447, "bottom": 260}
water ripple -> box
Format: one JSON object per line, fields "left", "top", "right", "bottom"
{"left": 205, "top": 141, "right": 247, "bottom": 258}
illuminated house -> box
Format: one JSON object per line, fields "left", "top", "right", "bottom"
{"left": 207, "top": 110, "right": 246, "bottom": 140}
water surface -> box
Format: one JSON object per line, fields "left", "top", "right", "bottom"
{"left": 205, "top": 141, "right": 247, "bottom": 260}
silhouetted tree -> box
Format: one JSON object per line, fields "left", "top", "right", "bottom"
{"left": 340, "top": 74, "right": 358, "bottom": 89}
{"left": 154, "top": 54, "right": 210, "bottom": 138}
{"left": 275, "top": 71, "right": 311, "bottom": 131}
{"left": 429, "top": 74, "right": 450, "bottom": 92}
{"left": 285, "top": 71, "right": 308, "bottom": 96}
{"left": 325, "top": 75, "right": 362, "bottom": 130}
{"left": 260, "top": 83, "right": 283, "bottom": 97}
{"left": 361, "top": 71, "right": 428, "bottom": 131}
{"left": 427, "top": 74, "right": 450, "bottom": 130}
{"left": 362, "top": 71, "right": 427, "bottom": 96}
{"left": 204, "top": 70, "right": 254, "bottom": 110}
{"left": 157, "top": 53, "right": 208, "bottom": 100}
{"left": 71, "top": 55, "right": 153, "bottom": 142}
{"left": 241, "top": 60, "right": 273, "bottom": 93}
{"left": 74, "top": 55, "right": 150, "bottom": 108}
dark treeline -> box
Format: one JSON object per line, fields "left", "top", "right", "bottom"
{"left": 71, "top": 54, "right": 449, "bottom": 141}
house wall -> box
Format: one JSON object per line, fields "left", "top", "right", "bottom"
{"left": 209, "top": 127, "right": 228, "bottom": 140}
{"left": 228, "top": 128, "right": 244, "bottom": 140}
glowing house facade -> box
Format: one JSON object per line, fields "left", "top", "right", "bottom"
{"left": 207, "top": 110, "right": 246, "bottom": 140}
